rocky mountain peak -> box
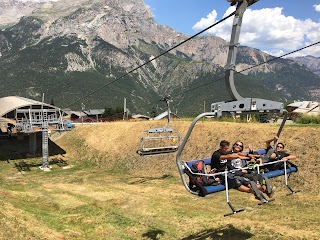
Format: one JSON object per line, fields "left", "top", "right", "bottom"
{"left": 288, "top": 55, "right": 320, "bottom": 75}
{"left": 0, "top": 0, "right": 38, "bottom": 27}
{"left": 0, "top": 0, "right": 319, "bottom": 113}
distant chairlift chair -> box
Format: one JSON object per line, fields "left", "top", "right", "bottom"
{"left": 137, "top": 96, "right": 181, "bottom": 156}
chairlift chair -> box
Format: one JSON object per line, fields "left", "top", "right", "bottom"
{"left": 137, "top": 96, "right": 181, "bottom": 156}
{"left": 176, "top": 0, "right": 299, "bottom": 216}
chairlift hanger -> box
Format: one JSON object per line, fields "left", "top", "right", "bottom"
{"left": 213, "top": 0, "right": 283, "bottom": 118}
{"left": 175, "top": 0, "right": 299, "bottom": 216}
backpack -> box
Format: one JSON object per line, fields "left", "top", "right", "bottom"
{"left": 189, "top": 161, "right": 218, "bottom": 187}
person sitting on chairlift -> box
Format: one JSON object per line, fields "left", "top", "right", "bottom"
{"left": 268, "top": 142, "right": 297, "bottom": 171}
{"left": 211, "top": 140, "right": 267, "bottom": 199}
{"left": 258, "top": 136, "right": 296, "bottom": 171}
{"left": 229, "top": 141, "right": 276, "bottom": 198}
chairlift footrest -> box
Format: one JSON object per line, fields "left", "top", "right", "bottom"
{"left": 286, "top": 185, "right": 301, "bottom": 195}
{"left": 286, "top": 189, "right": 301, "bottom": 196}
{"left": 258, "top": 199, "right": 269, "bottom": 205}
{"left": 224, "top": 208, "right": 245, "bottom": 217}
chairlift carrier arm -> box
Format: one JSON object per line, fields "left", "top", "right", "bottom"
{"left": 213, "top": 0, "right": 284, "bottom": 117}
{"left": 225, "top": 0, "right": 257, "bottom": 100}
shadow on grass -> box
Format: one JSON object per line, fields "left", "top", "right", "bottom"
{"left": 0, "top": 133, "right": 66, "bottom": 161}
{"left": 128, "top": 174, "right": 172, "bottom": 184}
{"left": 14, "top": 158, "right": 69, "bottom": 171}
{"left": 181, "top": 224, "right": 253, "bottom": 240}
{"left": 142, "top": 228, "right": 165, "bottom": 240}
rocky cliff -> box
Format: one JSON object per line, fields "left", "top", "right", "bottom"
{"left": 288, "top": 55, "right": 320, "bottom": 76}
{"left": 0, "top": 0, "right": 319, "bottom": 114}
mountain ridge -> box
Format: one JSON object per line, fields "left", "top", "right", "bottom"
{"left": 0, "top": 0, "right": 319, "bottom": 114}
{"left": 288, "top": 55, "right": 320, "bottom": 76}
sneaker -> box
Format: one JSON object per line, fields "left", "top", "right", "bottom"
{"left": 267, "top": 186, "right": 276, "bottom": 198}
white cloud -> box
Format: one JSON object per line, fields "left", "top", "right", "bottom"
{"left": 314, "top": 4, "right": 320, "bottom": 12}
{"left": 192, "top": 10, "right": 218, "bottom": 30}
{"left": 193, "top": 7, "right": 320, "bottom": 57}
{"left": 262, "top": 49, "right": 285, "bottom": 57}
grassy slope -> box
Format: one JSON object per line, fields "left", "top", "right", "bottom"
{"left": 0, "top": 120, "right": 319, "bottom": 239}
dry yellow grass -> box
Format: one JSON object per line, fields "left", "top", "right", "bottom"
{"left": 56, "top": 120, "right": 319, "bottom": 194}
{"left": 0, "top": 119, "right": 319, "bottom": 239}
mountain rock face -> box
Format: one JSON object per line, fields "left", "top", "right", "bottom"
{"left": 0, "top": 0, "right": 319, "bottom": 114}
{"left": 0, "top": 0, "right": 38, "bottom": 27}
{"left": 288, "top": 55, "right": 320, "bottom": 76}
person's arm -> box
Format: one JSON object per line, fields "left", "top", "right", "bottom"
{"left": 266, "top": 136, "right": 278, "bottom": 148}
{"left": 248, "top": 144, "right": 256, "bottom": 154}
{"left": 220, "top": 153, "right": 248, "bottom": 161}
{"left": 238, "top": 152, "right": 258, "bottom": 160}
{"left": 282, "top": 153, "right": 296, "bottom": 161}
{"left": 269, "top": 152, "right": 276, "bottom": 160}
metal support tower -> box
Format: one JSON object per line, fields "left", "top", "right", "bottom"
{"left": 40, "top": 110, "right": 50, "bottom": 171}
{"left": 163, "top": 95, "right": 173, "bottom": 128}
{"left": 15, "top": 107, "right": 65, "bottom": 171}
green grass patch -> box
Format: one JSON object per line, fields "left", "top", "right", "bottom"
{"left": 293, "top": 114, "right": 320, "bottom": 124}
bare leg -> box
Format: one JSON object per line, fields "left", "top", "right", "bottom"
{"left": 237, "top": 185, "right": 252, "bottom": 193}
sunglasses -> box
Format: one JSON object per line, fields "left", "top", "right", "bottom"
{"left": 235, "top": 143, "right": 243, "bottom": 148}
{"left": 276, "top": 145, "right": 283, "bottom": 149}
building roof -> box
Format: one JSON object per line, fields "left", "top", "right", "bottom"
{"left": 152, "top": 111, "right": 180, "bottom": 120}
{"left": 132, "top": 114, "right": 150, "bottom": 120}
{"left": 287, "top": 101, "right": 309, "bottom": 108}
{"left": 70, "top": 111, "right": 87, "bottom": 117}
{"left": 84, "top": 109, "right": 105, "bottom": 115}
{"left": 307, "top": 106, "right": 320, "bottom": 115}
{"left": 292, "top": 101, "right": 319, "bottom": 114}
{"left": 0, "top": 96, "right": 59, "bottom": 117}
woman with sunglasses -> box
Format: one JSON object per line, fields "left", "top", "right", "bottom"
{"left": 229, "top": 141, "right": 276, "bottom": 199}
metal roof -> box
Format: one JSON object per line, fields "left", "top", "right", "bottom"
{"left": 0, "top": 96, "right": 60, "bottom": 117}
{"left": 152, "top": 111, "right": 180, "bottom": 120}
{"left": 132, "top": 114, "right": 150, "bottom": 119}
{"left": 84, "top": 109, "right": 105, "bottom": 115}
{"left": 292, "top": 101, "right": 319, "bottom": 114}
{"left": 70, "top": 111, "right": 87, "bottom": 117}
{"left": 287, "top": 101, "right": 309, "bottom": 108}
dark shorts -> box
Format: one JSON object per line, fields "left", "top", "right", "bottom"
{"left": 235, "top": 171, "right": 263, "bottom": 184}
{"left": 220, "top": 173, "right": 243, "bottom": 189}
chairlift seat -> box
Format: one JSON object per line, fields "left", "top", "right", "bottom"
{"left": 137, "top": 146, "right": 179, "bottom": 156}
{"left": 184, "top": 149, "right": 298, "bottom": 196}
{"left": 146, "top": 127, "right": 174, "bottom": 133}
{"left": 138, "top": 127, "right": 181, "bottom": 156}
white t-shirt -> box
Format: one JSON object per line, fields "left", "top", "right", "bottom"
{"left": 231, "top": 158, "right": 242, "bottom": 169}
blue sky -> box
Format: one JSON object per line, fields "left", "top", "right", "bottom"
{"left": 144, "top": 0, "right": 320, "bottom": 57}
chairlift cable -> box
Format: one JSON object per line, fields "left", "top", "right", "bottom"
{"left": 237, "top": 40, "right": 320, "bottom": 74}
{"left": 175, "top": 40, "right": 320, "bottom": 97}
{"left": 105, "top": 40, "right": 320, "bottom": 109}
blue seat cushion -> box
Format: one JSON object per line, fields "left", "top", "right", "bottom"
{"left": 185, "top": 149, "right": 297, "bottom": 195}
{"left": 262, "top": 166, "right": 297, "bottom": 178}
{"left": 204, "top": 184, "right": 226, "bottom": 194}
